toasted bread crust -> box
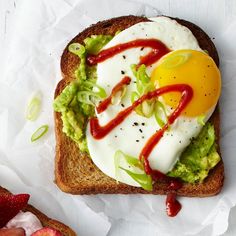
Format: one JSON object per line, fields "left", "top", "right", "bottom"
{"left": 0, "top": 187, "right": 76, "bottom": 236}
{"left": 55, "top": 15, "right": 224, "bottom": 196}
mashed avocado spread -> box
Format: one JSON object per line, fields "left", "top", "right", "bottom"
{"left": 167, "top": 122, "right": 220, "bottom": 183}
{"left": 53, "top": 34, "right": 220, "bottom": 184}
{"left": 53, "top": 35, "right": 112, "bottom": 152}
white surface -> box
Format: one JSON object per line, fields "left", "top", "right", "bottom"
{"left": 0, "top": 0, "right": 236, "bottom": 235}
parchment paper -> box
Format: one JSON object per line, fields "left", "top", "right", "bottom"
{"left": 0, "top": 0, "right": 236, "bottom": 235}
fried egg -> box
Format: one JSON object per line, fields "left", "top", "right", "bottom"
{"left": 86, "top": 17, "right": 221, "bottom": 187}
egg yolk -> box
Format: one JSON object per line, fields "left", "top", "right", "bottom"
{"left": 151, "top": 49, "right": 221, "bottom": 117}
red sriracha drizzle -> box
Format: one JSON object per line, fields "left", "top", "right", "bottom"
{"left": 166, "top": 192, "right": 182, "bottom": 217}
{"left": 87, "top": 39, "right": 193, "bottom": 217}
{"left": 87, "top": 39, "right": 170, "bottom": 67}
{"left": 91, "top": 84, "right": 193, "bottom": 141}
{"left": 97, "top": 76, "right": 131, "bottom": 114}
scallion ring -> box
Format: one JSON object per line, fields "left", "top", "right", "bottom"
{"left": 31, "top": 125, "right": 49, "bottom": 142}
{"left": 26, "top": 94, "right": 41, "bottom": 121}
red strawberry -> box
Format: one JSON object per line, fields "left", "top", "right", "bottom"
{"left": 0, "top": 194, "right": 30, "bottom": 228}
{"left": 0, "top": 227, "right": 26, "bottom": 236}
{"left": 31, "top": 227, "right": 63, "bottom": 236}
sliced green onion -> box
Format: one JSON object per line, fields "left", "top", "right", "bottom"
{"left": 137, "top": 64, "right": 150, "bottom": 83}
{"left": 136, "top": 79, "right": 144, "bottom": 94}
{"left": 77, "top": 91, "right": 101, "bottom": 106}
{"left": 132, "top": 92, "right": 155, "bottom": 117}
{"left": 130, "top": 63, "right": 156, "bottom": 118}
{"left": 197, "top": 114, "right": 206, "bottom": 126}
{"left": 131, "top": 92, "right": 143, "bottom": 116}
{"left": 26, "top": 94, "right": 41, "bottom": 121}
{"left": 111, "top": 86, "right": 127, "bottom": 105}
{"left": 69, "top": 43, "right": 87, "bottom": 81}
{"left": 83, "top": 80, "right": 107, "bottom": 98}
{"left": 114, "top": 151, "right": 120, "bottom": 183}
{"left": 142, "top": 83, "right": 154, "bottom": 94}
{"left": 68, "top": 43, "right": 86, "bottom": 57}
{"left": 161, "top": 52, "right": 191, "bottom": 69}
{"left": 115, "top": 30, "right": 122, "bottom": 35}
{"left": 115, "top": 150, "right": 143, "bottom": 170}
{"left": 155, "top": 113, "right": 165, "bottom": 127}
{"left": 119, "top": 167, "right": 153, "bottom": 191}
{"left": 142, "top": 100, "right": 154, "bottom": 118}
{"left": 31, "top": 125, "right": 49, "bottom": 142}
{"left": 131, "top": 91, "right": 139, "bottom": 103}
{"left": 114, "top": 150, "right": 152, "bottom": 190}
{"left": 130, "top": 64, "right": 137, "bottom": 77}
{"left": 154, "top": 100, "right": 168, "bottom": 127}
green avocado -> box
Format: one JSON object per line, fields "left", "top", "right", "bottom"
{"left": 168, "top": 123, "right": 220, "bottom": 183}
{"left": 53, "top": 34, "right": 113, "bottom": 153}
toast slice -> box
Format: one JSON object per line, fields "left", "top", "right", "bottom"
{"left": 54, "top": 15, "right": 224, "bottom": 196}
{"left": 0, "top": 186, "right": 76, "bottom": 236}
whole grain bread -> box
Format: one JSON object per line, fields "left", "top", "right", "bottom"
{"left": 54, "top": 15, "right": 224, "bottom": 196}
{"left": 0, "top": 186, "right": 76, "bottom": 236}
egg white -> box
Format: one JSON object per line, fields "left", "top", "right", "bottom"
{"left": 86, "top": 17, "right": 213, "bottom": 187}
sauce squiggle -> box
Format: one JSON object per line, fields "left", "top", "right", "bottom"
{"left": 87, "top": 38, "right": 170, "bottom": 67}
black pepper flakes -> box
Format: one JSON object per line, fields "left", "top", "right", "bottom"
{"left": 121, "top": 70, "right": 125, "bottom": 75}
{"left": 140, "top": 47, "right": 144, "bottom": 51}
{"left": 136, "top": 140, "right": 139, "bottom": 142}
{"left": 141, "top": 122, "right": 145, "bottom": 126}
{"left": 121, "top": 103, "right": 125, "bottom": 107}
{"left": 139, "top": 129, "right": 143, "bottom": 133}
{"left": 122, "top": 55, "right": 126, "bottom": 59}
{"left": 133, "top": 122, "right": 139, "bottom": 126}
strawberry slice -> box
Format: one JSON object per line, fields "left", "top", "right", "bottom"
{"left": 0, "top": 228, "right": 26, "bottom": 236}
{"left": 0, "top": 194, "right": 30, "bottom": 228}
{"left": 31, "top": 227, "right": 63, "bottom": 236}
